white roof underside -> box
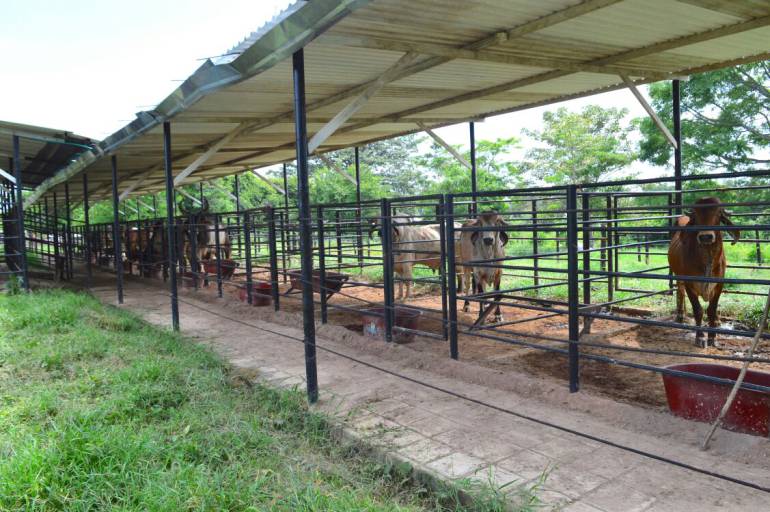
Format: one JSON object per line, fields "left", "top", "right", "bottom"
{"left": 27, "top": 0, "right": 770, "bottom": 204}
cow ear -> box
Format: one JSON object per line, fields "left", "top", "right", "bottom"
{"left": 720, "top": 209, "right": 740, "bottom": 245}
{"left": 497, "top": 218, "right": 509, "bottom": 245}
{"left": 392, "top": 225, "right": 400, "bottom": 239}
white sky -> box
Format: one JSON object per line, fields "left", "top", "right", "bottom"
{"left": 1, "top": 0, "right": 666, "bottom": 178}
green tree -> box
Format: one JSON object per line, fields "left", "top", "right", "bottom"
{"left": 420, "top": 137, "right": 525, "bottom": 194}
{"left": 638, "top": 63, "right": 770, "bottom": 173}
{"left": 522, "top": 105, "right": 636, "bottom": 185}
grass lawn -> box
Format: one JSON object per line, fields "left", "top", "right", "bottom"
{"left": 0, "top": 290, "right": 537, "bottom": 511}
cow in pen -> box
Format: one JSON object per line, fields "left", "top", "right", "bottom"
{"left": 668, "top": 197, "right": 739, "bottom": 347}
{"left": 179, "top": 199, "right": 231, "bottom": 271}
{"left": 460, "top": 211, "right": 509, "bottom": 324}
{"left": 369, "top": 216, "right": 462, "bottom": 300}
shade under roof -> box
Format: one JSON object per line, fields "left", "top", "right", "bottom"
{"left": 25, "top": 0, "right": 770, "bottom": 206}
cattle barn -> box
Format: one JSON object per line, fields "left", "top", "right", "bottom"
{"left": 2, "top": 0, "right": 770, "bottom": 494}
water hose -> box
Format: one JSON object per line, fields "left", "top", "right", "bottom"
{"left": 701, "top": 286, "right": 770, "bottom": 450}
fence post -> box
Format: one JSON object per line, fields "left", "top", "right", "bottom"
{"left": 162, "top": 122, "right": 179, "bottom": 331}
{"left": 53, "top": 192, "right": 61, "bottom": 279}
{"left": 64, "top": 182, "right": 73, "bottom": 279}
{"left": 606, "top": 194, "right": 614, "bottom": 302}
{"left": 12, "top": 135, "right": 29, "bottom": 290}
{"left": 83, "top": 173, "right": 94, "bottom": 287}
{"left": 437, "top": 198, "right": 449, "bottom": 341}
{"left": 267, "top": 206, "right": 280, "bottom": 311}
{"left": 566, "top": 185, "right": 580, "bottom": 393}
{"left": 532, "top": 199, "right": 539, "bottom": 289}
{"left": 244, "top": 211, "right": 253, "bottom": 305}
{"left": 581, "top": 193, "right": 591, "bottom": 335}
{"left": 380, "top": 198, "right": 394, "bottom": 342}
{"left": 334, "top": 209, "right": 342, "bottom": 272}
{"left": 110, "top": 156, "right": 124, "bottom": 304}
{"left": 293, "top": 48, "right": 318, "bottom": 403}
{"left": 445, "top": 195, "right": 459, "bottom": 359}
{"left": 756, "top": 229, "right": 762, "bottom": 264}
{"left": 317, "top": 206, "right": 328, "bottom": 323}
{"left": 214, "top": 213, "right": 223, "bottom": 298}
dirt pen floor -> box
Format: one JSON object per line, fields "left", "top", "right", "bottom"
{"left": 220, "top": 269, "right": 770, "bottom": 411}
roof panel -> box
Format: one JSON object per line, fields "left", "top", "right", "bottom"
{"left": 25, "top": 0, "right": 770, "bottom": 204}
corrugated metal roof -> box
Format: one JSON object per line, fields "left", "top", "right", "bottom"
{"left": 25, "top": 0, "right": 770, "bottom": 205}
{"left": 0, "top": 121, "right": 95, "bottom": 189}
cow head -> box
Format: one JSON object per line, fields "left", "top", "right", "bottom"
{"left": 470, "top": 211, "right": 509, "bottom": 248}
{"left": 686, "top": 197, "right": 739, "bottom": 246}
{"left": 368, "top": 217, "right": 381, "bottom": 238}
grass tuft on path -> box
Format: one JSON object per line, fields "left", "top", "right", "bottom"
{"left": 0, "top": 290, "right": 537, "bottom": 511}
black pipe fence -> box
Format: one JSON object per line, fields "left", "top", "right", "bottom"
{"left": 17, "top": 169, "right": 770, "bottom": 399}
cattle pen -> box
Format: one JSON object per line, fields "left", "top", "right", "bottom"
{"left": 3, "top": 0, "right": 770, "bottom": 497}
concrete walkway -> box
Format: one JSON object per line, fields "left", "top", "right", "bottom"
{"left": 89, "top": 275, "right": 770, "bottom": 511}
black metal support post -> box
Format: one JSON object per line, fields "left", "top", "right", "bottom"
{"left": 293, "top": 48, "right": 318, "bottom": 403}
{"left": 12, "top": 135, "right": 29, "bottom": 290}
{"left": 445, "top": 195, "right": 459, "bottom": 359}
{"left": 244, "top": 211, "right": 253, "bottom": 304}
{"left": 234, "top": 174, "right": 241, "bottom": 211}
{"left": 469, "top": 122, "right": 477, "bottom": 215}
{"left": 380, "top": 198, "right": 394, "bottom": 342}
{"left": 83, "top": 173, "right": 92, "bottom": 287}
{"left": 267, "top": 206, "right": 280, "bottom": 311}
{"left": 163, "top": 122, "right": 180, "bottom": 330}
{"left": 673, "top": 79, "right": 682, "bottom": 215}
{"left": 437, "top": 198, "right": 449, "bottom": 340}
{"left": 354, "top": 146, "right": 363, "bottom": 270}
{"left": 110, "top": 155, "right": 124, "bottom": 304}
{"left": 214, "top": 213, "right": 223, "bottom": 298}
{"left": 53, "top": 192, "right": 61, "bottom": 278}
{"left": 566, "top": 185, "right": 580, "bottom": 392}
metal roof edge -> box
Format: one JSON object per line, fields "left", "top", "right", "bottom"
{"left": 24, "top": 0, "right": 371, "bottom": 209}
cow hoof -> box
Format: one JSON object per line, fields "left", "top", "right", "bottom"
{"left": 493, "top": 315, "right": 504, "bottom": 324}
{"left": 462, "top": 305, "right": 470, "bottom": 313}
{"left": 694, "top": 336, "right": 707, "bottom": 349}
{"left": 675, "top": 315, "right": 684, "bottom": 324}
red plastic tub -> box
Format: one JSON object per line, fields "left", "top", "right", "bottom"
{"left": 238, "top": 281, "right": 272, "bottom": 307}
{"left": 361, "top": 306, "right": 422, "bottom": 343}
{"left": 662, "top": 363, "right": 770, "bottom": 437}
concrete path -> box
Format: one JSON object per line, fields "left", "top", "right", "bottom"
{"left": 89, "top": 275, "right": 770, "bottom": 511}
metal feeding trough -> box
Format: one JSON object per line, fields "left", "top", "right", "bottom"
{"left": 360, "top": 306, "right": 422, "bottom": 343}
{"left": 285, "top": 270, "right": 349, "bottom": 299}
{"left": 662, "top": 363, "right": 770, "bottom": 437}
{"left": 203, "top": 259, "right": 237, "bottom": 280}
{"left": 238, "top": 281, "right": 272, "bottom": 307}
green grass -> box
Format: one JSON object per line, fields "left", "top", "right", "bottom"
{"left": 0, "top": 290, "right": 538, "bottom": 511}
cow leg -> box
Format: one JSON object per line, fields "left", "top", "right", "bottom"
{"left": 684, "top": 286, "right": 705, "bottom": 347}
{"left": 462, "top": 269, "right": 472, "bottom": 313}
{"left": 395, "top": 273, "right": 403, "bottom": 301}
{"left": 675, "top": 281, "right": 686, "bottom": 323}
{"left": 706, "top": 283, "right": 724, "bottom": 347}
{"left": 493, "top": 271, "right": 503, "bottom": 323}
{"left": 477, "top": 280, "right": 485, "bottom": 322}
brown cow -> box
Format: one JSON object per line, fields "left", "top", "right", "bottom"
{"left": 668, "top": 197, "right": 739, "bottom": 347}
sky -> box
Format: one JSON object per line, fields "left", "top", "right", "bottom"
{"left": 1, "top": 0, "right": 665, "bottom": 178}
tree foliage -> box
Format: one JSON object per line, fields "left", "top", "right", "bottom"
{"left": 638, "top": 62, "right": 770, "bottom": 173}
{"left": 522, "top": 105, "right": 636, "bottom": 185}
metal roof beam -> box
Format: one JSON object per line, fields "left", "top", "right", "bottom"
{"left": 176, "top": 187, "right": 202, "bottom": 206}
{"left": 173, "top": 123, "right": 249, "bottom": 185}
{"left": 620, "top": 74, "right": 678, "bottom": 149}
{"left": 317, "top": 154, "right": 357, "bottom": 185}
{"left": 205, "top": 180, "right": 239, "bottom": 202}
{"left": 251, "top": 169, "right": 286, "bottom": 195}
{"left": 417, "top": 122, "right": 472, "bottom": 170}
{"left": 322, "top": 34, "right": 664, "bottom": 79}
{"left": 0, "top": 167, "right": 16, "bottom": 184}
{"left": 339, "top": 14, "right": 770, "bottom": 134}
{"left": 308, "top": 52, "right": 420, "bottom": 153}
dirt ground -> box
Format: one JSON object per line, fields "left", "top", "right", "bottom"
{"left": 177, "top": 266, "right": 770, "bottom": 413}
